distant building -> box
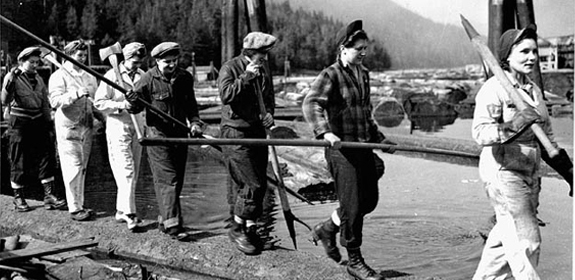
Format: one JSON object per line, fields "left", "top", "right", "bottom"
{"left": 538, "top": 35, "right": 574, "bottom": 71}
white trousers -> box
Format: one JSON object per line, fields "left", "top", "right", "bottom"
{"left": 105, "top": 114, "right": 144, "bottom": 214}
{"left": 55, "top": 124, "right": 93, "bottom": 213}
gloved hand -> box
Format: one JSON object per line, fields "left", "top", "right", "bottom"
{"left": 125, "top": 89, "right": 139, "bottom": 103}
{"left": 323, "top": 132, "right": 341, "bottom": 150}
{"left": 261, "top": 112, "right": 274, "bottom": 128}
{"left": 541, "top": 147, "right": 573, "bottom": 197}
{"left": 499, "top": 107, "right": 541, "bottom": 143}
{"left": 11, "top": 68, "right": 22, "bottom": 77}
{"left": 190, "top": 122, "right": 203, "bottom": 137}
{"left": 381, "top": 139, "right": 397, "bottom": 154}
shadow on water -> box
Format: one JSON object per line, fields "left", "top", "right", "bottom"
{"left": 83, "top": 134, "right": 281, "bottom": 246}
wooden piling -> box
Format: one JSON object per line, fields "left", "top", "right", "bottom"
{"left": 245, "top": 0, "right": 269, "bottom": 33}
{"left": 221, "top": 0, "right": 239, "bottom": 63}
{"left": 515, "top": 0, "right": 545, "bottom": 94}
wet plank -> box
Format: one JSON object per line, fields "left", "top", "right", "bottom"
{"left": 0, "top": 238, "right": 97, "bottom": 263}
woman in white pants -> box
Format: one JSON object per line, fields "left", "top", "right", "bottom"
{"left": 49, "top": 40, "right": 98, "bottom": 221}
{"left": 94, "top": 42, "right": 146, "bottom": 230}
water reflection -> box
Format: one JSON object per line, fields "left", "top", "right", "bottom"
{"left": 373, "top": 97, "right": 459, "bottom": 133}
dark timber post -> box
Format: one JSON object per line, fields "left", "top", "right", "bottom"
{"left": 245, "top": 0, "right": 268, "bottom": 33}
{"left": 515, "top": 0, "right": 545, "bottom": 94}
{"left": 221, "top": 0, "right": 239, "bottom": 63}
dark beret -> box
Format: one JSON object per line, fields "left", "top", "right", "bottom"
{"left": 243, "top": 32, "right": 277, "bottom": 52}
{"left": 151, "top": 42, "right": 180, "bottom": 59}
{"left": 17, "top": 47, "right": 41, "bottom": 61}
{"left": 498, "top": 24, "right": 538, "bottom": 62}
{"left": 335, "top": 19, "right": 366, "bottom": 47}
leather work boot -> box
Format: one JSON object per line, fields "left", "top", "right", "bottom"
{"left": 43, "top": 181, "right": 67, "bottom": 210}
{"left": 228, "top": 221, "right": 259, "bottom": 255}
{"left": 245, "top": 225, "right": 263, "bottom": 250}
{"left": 346, "top": 248, "right": 384, "bottom": 280}
{"left": 12, "top": 188, "right": 31, "bottom": 212}
{"left": 311, "top": 218, "right": 341, "bottom": 263}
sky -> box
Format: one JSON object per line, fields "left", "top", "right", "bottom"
{"left": 390, "top": 0, "right": 574, "bottom": 38}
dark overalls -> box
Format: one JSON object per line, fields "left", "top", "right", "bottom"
{"left": 129, "top": 66, "right": 200, "bottom": 230}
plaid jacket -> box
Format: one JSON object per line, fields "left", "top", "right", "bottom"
{"left": 302, "top": 60, "right": 382, "bottom": 143}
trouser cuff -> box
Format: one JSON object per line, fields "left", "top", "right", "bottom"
{"left": 11, "top": 181, "right": 24, "bottom": 189}
{"left": 162, "top": 217, "right": 180, "bottom": 229}
{"left": 40, "top": 177, "right": 55, "bottom": 184}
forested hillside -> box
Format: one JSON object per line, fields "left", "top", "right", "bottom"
{"left": 1, "top": 0, "right": 391, "bottom": 72}
{"left": 281, "top": 0, "right": 480, "bottom": 69}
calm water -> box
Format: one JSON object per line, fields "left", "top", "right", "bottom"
{"left": 77, "top": 114, "right": 572, "bottom": 280}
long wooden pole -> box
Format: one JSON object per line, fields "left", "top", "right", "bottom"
{"left": 461, "top": 15, "right": 559, "bottom": 158}
{"left": 139, "top": 137, "right": 480, "bottom": 159}
{"left": 254, "top": 81, "right": 310, "bottom": 250}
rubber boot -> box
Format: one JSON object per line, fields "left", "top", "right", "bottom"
{"left": 43, "top": 181, "right": 67, "bottom": 210}
{"left": 311, "top": 218, "right": 341, "bottom": 263}
{"left": 346, "top": 248, "right": 384, "bottom": 280}
{"left": 12, "top": 188, "right": 31, "bottom": 212}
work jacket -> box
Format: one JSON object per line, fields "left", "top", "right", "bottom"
{"left": 1, "top": 68, "right": 51, "bottom": 121}
{"left": 129, "top": 66, "right": 200, "bottom": 137}
{"left": 218, "top": 55, "right": 274, "bottom": 128}
{"left": 94, "top": 62, "right": 145, "bottom": 123}
{"left": 302, "top": 60, "right": 382, "bottom": 143}
{"left": 49, "top": 61, "right": 98, "bottom": 128}
{"left": 472, "top": 73, "right": 557, "bottom": 182}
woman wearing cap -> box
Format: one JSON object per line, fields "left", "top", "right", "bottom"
{"left": 94, "top": 42, "right": 147, "bottom": 231}
{"left": 49, "top": 40, "right": 99, "bottom": 221}
{"left": 303, "top": 20, "right": 393, "bottom": 280}
{"left": 471, "top": 25, "right": 566, "bottom": 279}
{"left": 125, "top": 42, "right": 202, "bottom": 239}
{"left": 217, "top": 31, "right": 276, "bottom": 255}
{"left": 1, "top": 46, "right": 67, "bottom": 212}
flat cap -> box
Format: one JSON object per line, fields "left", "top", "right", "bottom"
{"left": 243, "top": 32, "right": 277, "bottom": 52}
{"left": 151, "top": 42, "right": 180, "bottom": 59}
{"left": 498, "top": 24, "right": 538, "bottom": 62}
{"left": 123, "top": 42, "right": 146, "bottom": 59}
{"left": 335, "top": 20, "right": 366, "bottom": 47}
{"left": 17, "top": 47, "right": 41, "bottom": 61}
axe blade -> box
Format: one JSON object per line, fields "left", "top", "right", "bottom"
{"left": 99, "top": 41, "right": 123, "bottom": 62}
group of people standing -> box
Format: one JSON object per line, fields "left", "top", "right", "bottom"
{"left": 1, "top": 18, "right": 572, "bottom": 280}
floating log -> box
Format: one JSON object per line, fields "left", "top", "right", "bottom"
{"left": 373, "top": 97, "right": 405, "bottom": 128}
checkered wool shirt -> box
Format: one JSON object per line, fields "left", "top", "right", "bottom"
{"left": 302, "top": 60, "right": 382, "bottom": 143}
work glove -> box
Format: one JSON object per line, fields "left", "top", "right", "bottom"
{"left": 125, "top": 89, "right": 139, "bottom": 103}
{"left": 541, "top": 147, "right": 573, "bottom": 197}
{"left": 499, "top": 107, "right": 541, "bottom": 143}
{"left": 323, "top": 132, "right": 341, "bottom": 150}
{"left": 381, "top": 138, "right": 397, "bottom": 154}
{"left": 4, "top": 68, "right": 22, "bottom": 93}
{"left": 10, "top": 68, "right": 22, "bottom": 77}
{"left": 190, "top": 122, "right": 203, "bottom": 137}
